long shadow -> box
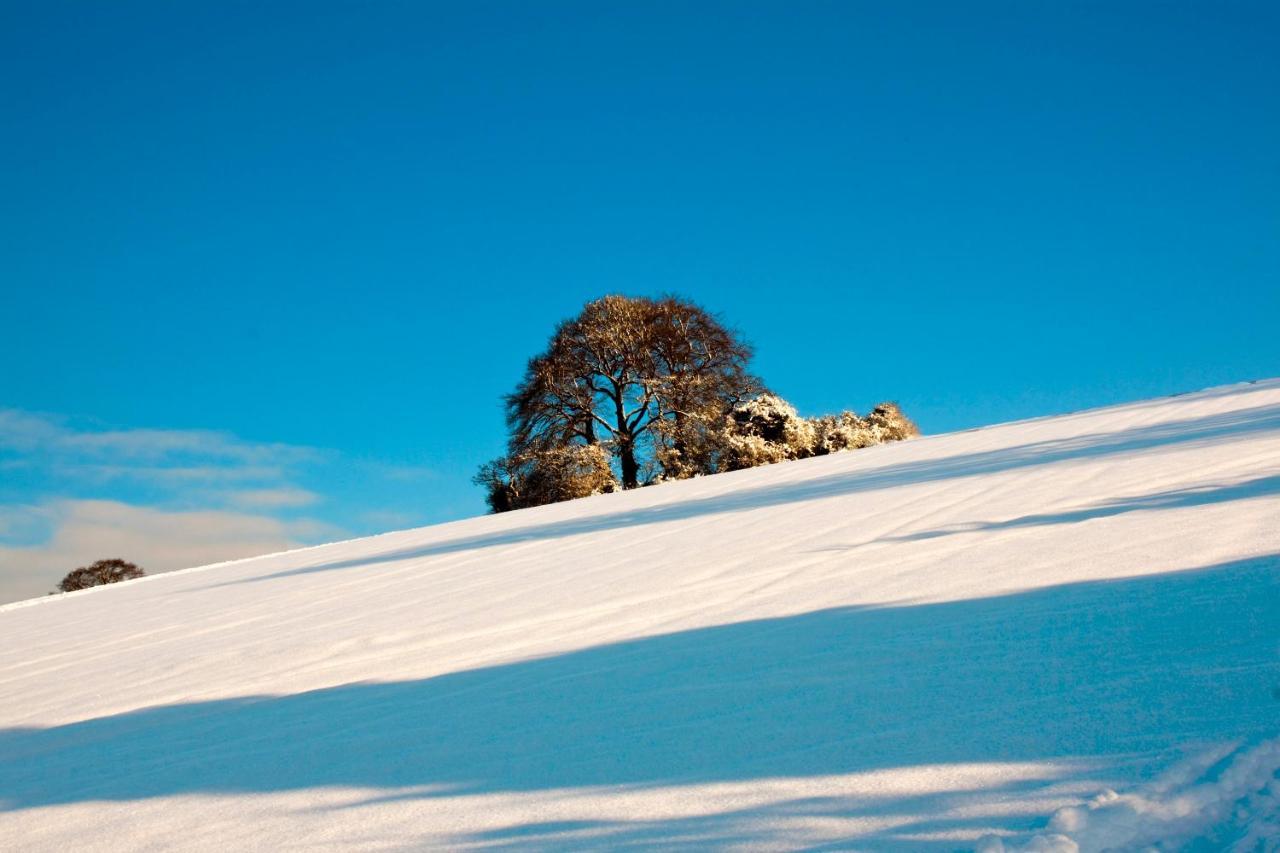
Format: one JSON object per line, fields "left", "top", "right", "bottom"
{"left": 458, "top": 783, "right": 1055, "bottom": 851}
{"left": 459, "top": 772, "right": 1069, "bottom": 851}
{"left": 4, "top": 555, "right": 1278, "bottom": 813}
{"left": 882, "top": 474, "right": 1280, "bottom": 543}
{"left": 220, "top": 402, "right": 1280, "bottom": 587}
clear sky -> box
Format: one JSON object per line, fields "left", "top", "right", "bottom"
{"left": 2, "top": 2, "right": 1278, "bottom": 601}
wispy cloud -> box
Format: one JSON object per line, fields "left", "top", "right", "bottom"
{"left": 0, "top": 409, "right": 320, "bottom": 479}
{"left": 52, "top": 463, "right": 293, "bottom": 484}
{"left": 0, "top": 409, "right": 342, "bottom": 603}
{"left": 0, "top": 500, "right": 340, "bottom": 603}
{"left": 64, "top": 429, "right": 319, "bottom": 465}
{"left": 0, "top": 409, "right": 328, "bottom": 509}
{"left": 228, "top": 488, "right": 321, "bottom": 509}
{"left": 0, "top": 407, "right": 452, "bottom": 604}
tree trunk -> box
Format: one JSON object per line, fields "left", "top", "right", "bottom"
{"left": 671, "top": 409, "right": 687, "bottom": 468}
{"left": 618, "top": 438, "right": 639, "bottom": 489}
{"left": 609, "top": 379, "right": 640, "bottom": 489}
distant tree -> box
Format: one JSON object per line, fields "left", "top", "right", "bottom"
{"left": 495, "top": 295, "right": 762, "bottom": 492}
{"left": 57, "top": 558, "right": 145, "bottom": 593}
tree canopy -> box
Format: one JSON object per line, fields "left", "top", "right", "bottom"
{"left": 57, "top": 558, "right": 146, "bottom": 593}
{"left": 502, "top": 295, "right": 761, "bottom": 490}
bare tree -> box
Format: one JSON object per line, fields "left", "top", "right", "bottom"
{"left": 57, "top": 558, "right": 146, "bottom": 592}
{"left": 496, "top": 295, "right": 761, "bottom": 492}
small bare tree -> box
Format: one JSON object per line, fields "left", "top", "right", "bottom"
{"left": 57, "top": 558, "right": 145, "bottom": 593}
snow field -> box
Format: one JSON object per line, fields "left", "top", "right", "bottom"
{"left": 2, "top": 380, "right": 1279, "bottom": 850}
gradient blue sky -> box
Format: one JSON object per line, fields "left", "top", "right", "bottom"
{"left": 2, "top": 2, "right": 1277, "bottom": 599}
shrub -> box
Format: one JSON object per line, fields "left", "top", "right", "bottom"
{"left": 864, "top": 402, "right": 920, "bottom": 442}
{"left": 475, "top": 444, "right": 618, "bottom": 512}
{"left": 57, "top": 558, "right": 145, "bottom": 593}
{"left": 810, "top": 402, "right": 919, "bottom": 455}
{"left": 717, "top": 394, "right": 816, "bottom": 471}
{"left": 810, "top": 411, "right": 877, "bottom": 455}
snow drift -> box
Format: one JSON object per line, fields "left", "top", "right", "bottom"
{"left": 1, "top": 381, "right": 1278, "bottom": 851}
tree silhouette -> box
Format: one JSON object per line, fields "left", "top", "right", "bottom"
{"left": 57, "top": 558, "right": 146, "bottom": 593}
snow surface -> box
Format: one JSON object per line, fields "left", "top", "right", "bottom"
{"left": 2, "top": 380, "right": 1279, "bottom": 851}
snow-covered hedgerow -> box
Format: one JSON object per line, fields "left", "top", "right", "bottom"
{"left": 811, "top": 402, "right": 919, "bottom": 456}
{"left": 717, "top": 395, "right": 920, "bottom": 471}
{"left": 811, "top": 411, "right": 878, "bottom": 454}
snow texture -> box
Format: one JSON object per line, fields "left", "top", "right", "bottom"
{"left": 2, "top": 380, "right": 1279, "bottom": 851}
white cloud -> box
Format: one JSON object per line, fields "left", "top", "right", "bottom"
{"left": 51, "top": 463, "right": 291, "bottom": 484}
{"left": 229, "top": 487, "right": 321, "bottom": 509}
{"left": 0, "top": 410, "right": 346, "bottom": 603}
{"left": 0, "top": 407, "right": 441, "bottom": 604}
{"left": 0, "top": 409, "right": 60, "bottom": 452}
{"left": 0, "top": 407, "right": 328, "bottom": 509}
{"left": 0, "top": 500, "right": 342, "bottom": 604}
{"left": 63, "top": 428, "right": 318, "bottom": 465}
{"left": 0, "top": 409, "right": 320, "bottom": 476}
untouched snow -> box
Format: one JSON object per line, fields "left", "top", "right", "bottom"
{"left": 2, "top": 381, "right": 1279, "bottom": 851}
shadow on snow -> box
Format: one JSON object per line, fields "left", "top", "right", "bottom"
{"left": 3, "top": 555, "right": 1277, "bottom": 814}
{"left": 880, "top": 474, "right": 1280, "bottom": 543}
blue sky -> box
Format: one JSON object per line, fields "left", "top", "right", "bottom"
{"left": 2, "top": 2, "right": 1277, "bottom": 601}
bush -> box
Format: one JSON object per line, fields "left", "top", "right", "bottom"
{"left": 811, "top": 411, "right": 877, "bottom": 455}
{"left": 475, "top": 444, "right": 618, "bottom": 512}
{"left": 864, "top": 402, "right": 920, "bottom": 443}
{"left": 57, "top": 558, "right": 145, "bottom": 592}
{"left": 811, "top": 402, "right": 919, "bottom": 455}
{"left": 717, "top": 394, "right": 816, "bottom": 471}
{"left": 654, "top": 394, "right": 922, "bottom": 476}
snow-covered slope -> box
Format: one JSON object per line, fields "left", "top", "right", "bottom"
{"left": 2, "top": 381, "right": 1279, "bottom": 852}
